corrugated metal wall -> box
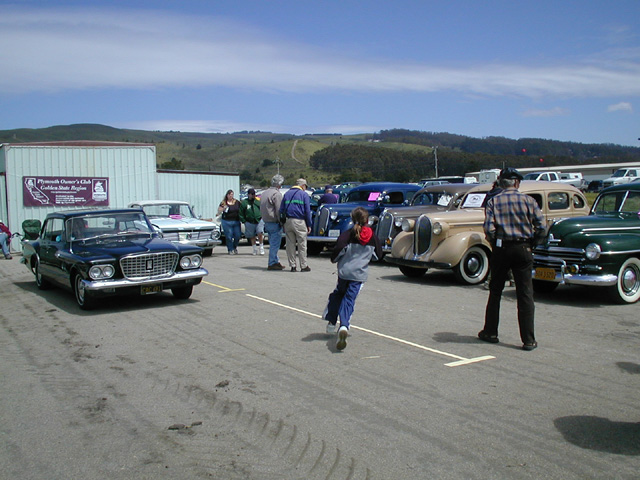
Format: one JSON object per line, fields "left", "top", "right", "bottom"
{"left": 0, "top": 144, "right": 240, "bottom": 254}
{"left": 157, "top": 171, "right": 239, "bottom": 220}
{"left": 2, "top": 144, "right": 156, "bottom": 249}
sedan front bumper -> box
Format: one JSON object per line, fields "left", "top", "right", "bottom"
{"left": 82, "top": 268, "right": 209, "bottom": 291}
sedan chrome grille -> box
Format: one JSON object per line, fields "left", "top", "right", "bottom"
{"left": 120, "top": 252, "right": 178, "bottom": 280}
{"left": 377, "top": 212, "right": 393, "bottom": 243}
{"left": 533, "top": 246, "right": 585, "bottom": 267}
{"left": 316, "top": 208, "right": 330, "bottom": 234}
{"left": 414, "top": 216, "right": 432, "bottom": 255}
{"left": 162, "top": 229, "right": 217, "bottom": 242}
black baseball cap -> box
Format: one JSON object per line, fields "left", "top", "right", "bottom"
{"left": 499, "top": 167, "right": 523, "bottom": 180}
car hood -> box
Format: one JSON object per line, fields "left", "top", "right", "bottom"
{"left": 418, "top": 207, "right": 485, "bottom": 225}
{"left": 71, "top": 236, "right": 195, "bottom": 259}
{"left": 148, "top": 217, "right": 216, "bottom": 230}
{"left": 548, "top": 213, "right": 640, "bottom": 240}
{"left": 320, "top": 202, "right": 383, "bottom": 217}
{"left": 384, "top": 205, "right": 448, "bottom": 218}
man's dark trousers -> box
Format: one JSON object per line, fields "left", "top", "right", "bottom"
{"left": 483, "top": 242, "right": 536, "bottom": 345}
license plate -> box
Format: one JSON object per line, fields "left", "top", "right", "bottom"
{"left": 534, "top": 267, "right": 556, "bottom": 281}
{"left": 141, "top": 284, "right": 162, "bottom": 295}
{"left": 329, "top": 229, "right": 340, "bottom": 237}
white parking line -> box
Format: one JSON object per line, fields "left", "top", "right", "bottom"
{"left": 245, "top": 293, "right": 495, "bottom": 367}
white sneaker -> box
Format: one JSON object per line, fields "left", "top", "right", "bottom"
{"left": 259, "top": 244, "right": 265, "bottom": 255}
{"left": 326, "top": 321, "right": 340, "bottom": 334}
{"left": 336, "top": 326, "right": 349, "bottom": 350}
{"left": 252, "top": 245, "right": 258, "bottom": 255}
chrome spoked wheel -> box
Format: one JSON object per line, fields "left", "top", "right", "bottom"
{"left": 35, "top": 258, "right": 51, "bottom": 290}
{"left": 74, "top": 275, "right": 95, "bottom": 310}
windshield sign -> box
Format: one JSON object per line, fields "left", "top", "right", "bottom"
{"left": 461, "top": 193, "right": 487, "bottom": 208}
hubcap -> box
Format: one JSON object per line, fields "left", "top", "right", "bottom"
{"left": 76, "top": 278, "right": 85, "bottom": 303}
{"left": 621, "top": 266, "right": 639, "bottom": 295}
{"left": 466, "top": 255, "right": 481, "bottom": 276}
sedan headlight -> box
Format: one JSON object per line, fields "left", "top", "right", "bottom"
{"left": 89, "top": 264, "right": 116, "bottom": 279}
{"left": 394, "top": 217, "right": 404, "bottom": 228}
{"left": 180, "top": 254, "right": 203, "bottom": 269}
{"left": 432, "top": 221, "right": 449, "bottom": 236}
{"left": 401, "top": 218, "right": 415, "bottom": 232}
{"left": 585, "top": 243, "right": 601, "bottom": 260}
{"left": 330, "top": 211, "right": 339, "bottom": 221}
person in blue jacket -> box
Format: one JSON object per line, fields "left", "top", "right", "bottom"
{"left": 323, "top": 207, "right": 382, "bottom": 351}
{"left": 280, "top": 178, "right": 313, "bottom": 272}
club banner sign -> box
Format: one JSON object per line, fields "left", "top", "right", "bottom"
{"left": 23, "top": 176, "right": 109, "bottom": 207}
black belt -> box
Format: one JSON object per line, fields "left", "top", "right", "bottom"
{"left": 501, "top": 238, "right": 531, "bottom": 245}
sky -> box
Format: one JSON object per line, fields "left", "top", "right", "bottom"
{"left": 1, "top": 0, "right": 639, "bottom": 146}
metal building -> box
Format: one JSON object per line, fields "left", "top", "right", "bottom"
{"left": 0, "top": 141, "right": 239, "bottom": 254}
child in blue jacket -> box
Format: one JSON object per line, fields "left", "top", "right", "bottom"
{"left": 323, "top": 207, "right": 382, "bottom": 350}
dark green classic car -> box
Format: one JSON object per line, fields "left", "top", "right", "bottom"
{"left": 532, "top": 183, "right": 640, "bottom": 303}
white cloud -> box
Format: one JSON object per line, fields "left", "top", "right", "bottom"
{"left": 607, "top": 102, "right": 633, "bottom": 113}
{"left": 1, "top": 7, "right": 640, "bottom": 99}
{"left": 522, "top": 107, "right": 570, "bottom": 117}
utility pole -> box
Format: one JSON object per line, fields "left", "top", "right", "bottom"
{"left": 275, "top": 156, "right": 282, "bottom": 175}
{"left": 433, "top": 146, "right": 439, "bottom": 178}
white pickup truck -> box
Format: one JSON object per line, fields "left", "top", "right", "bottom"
{"left": 602, "top": 168, "right": 640, "bottom": 188}
{"left": 558, "top": 172, "right": 588, "bottom": 191}
{"left": 523, "top": 171, "right": 561, "bottom": 182}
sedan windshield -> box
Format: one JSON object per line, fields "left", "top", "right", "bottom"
{"left": 141, "top": 204, "right": 195, "bottom": 219}
{"left": 67, "top": 213, "right": 152, "bottom": 241}
{"left": 592, "top": 191, "right": 640, "bottom": 214}
{"left": 345, "top": 190, "right": 382, "bottom": 203}
{"left": 411, "top": 191, "right": 453, "bottom": 207}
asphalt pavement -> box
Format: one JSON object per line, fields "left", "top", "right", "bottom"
{"left": 0, "top": 245, "right": 639, "bottom": 479}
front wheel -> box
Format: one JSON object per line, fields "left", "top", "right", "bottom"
{"left": 34, "top": 258, "right": 52, "bottom": 290}
{"left": 172, "top": 285, "right": 193, "bottom": 300}
{"left": 608, "top": 257, "right": 640, "bottom": 304}
{"left": 399, "top": 265, "right": 427, "bottom": 278}
{"left": 453, "top": 246, "right": 490, "bottom": 285}
{"left": 74, "top": 274, "right": 95, "bottom": 310}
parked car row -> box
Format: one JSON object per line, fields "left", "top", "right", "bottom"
{"left": 20, "top": 180, "right": 639, "bottom": 309}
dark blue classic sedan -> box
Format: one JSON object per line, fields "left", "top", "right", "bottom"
{"left": 22, "top": 209, "right": 208, "bottom": 309}
{"left": 308, "top": 182, "right": 421, "bottom": 255}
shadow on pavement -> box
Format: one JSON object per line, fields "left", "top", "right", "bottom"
{"left": 554, "top": 416, "right": 640, "bottom": 455}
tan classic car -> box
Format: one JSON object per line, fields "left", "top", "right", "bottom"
{"left": 384, "top": 181, "right": 591, "bottom": 284}
{"left": 376, "top": 183, "right": 475, "bottom": 254}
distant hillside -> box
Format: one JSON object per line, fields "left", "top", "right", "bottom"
{"left": 2, "top": 124, "right": 638, "bottom": 187}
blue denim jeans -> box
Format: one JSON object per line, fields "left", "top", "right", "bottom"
{"left": 0, "top": 233, "right": 10, "bottom": 257}
{"left": 221, "top": 219, "right": 241, "bottom": 252}
{"left": 263, "top": 221, "right": 282, "bottom": 266}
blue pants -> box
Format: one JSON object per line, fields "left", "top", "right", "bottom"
{"left": 324, "top": 278, "right": 363, "bottom": 330}
{"left": 221, "top": 220, "right": 241, "bottom": 252}
{"left": 0, "top": 233, "right": 10, "bottom": 257}
{"left": 263, "top": 221, "right": 282, "bottom": 266}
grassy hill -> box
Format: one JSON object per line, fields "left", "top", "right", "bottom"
{"left": 0, "top": 124, "right": 430, "bottom": 187}
{"left": 2, "top": 124, "right": 637, "bottom": 188}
